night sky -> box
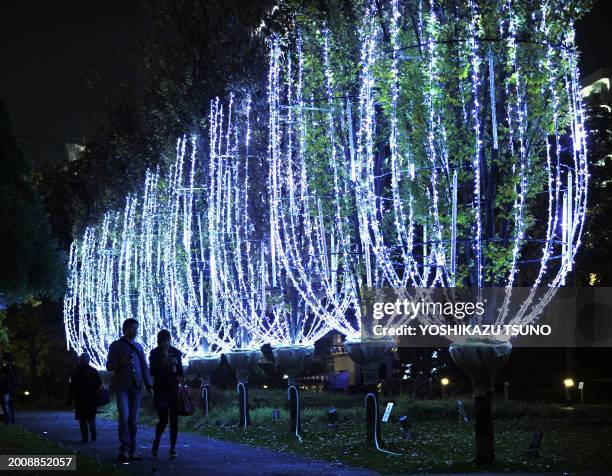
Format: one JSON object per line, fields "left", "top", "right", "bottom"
{"left": 1, "top": 0, "right": 611, "bottom": 166}
{"left": 0, "top": 0, "right": 148, "bottom": 164}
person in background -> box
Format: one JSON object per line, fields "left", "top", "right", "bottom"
{"left": 149, "top": 329, "right": 183, "bottom": 458}
{"left": 0, "top": 352, "right": 16, "bottom": 425}
{"left": 106, "top": 318, "right": 153, "bottom": 462}
{"left": 66, "top": 353, "right": 102, "bottom": 442}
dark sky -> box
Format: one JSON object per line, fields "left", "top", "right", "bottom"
{"left": 0, "top": 0, "right": 610, "bottom": 166}
{"left": 0, "top": 0, "right": 147, "bottom": 164}
{"left": 575, "top": 0, "right": 612, "bottom": 78}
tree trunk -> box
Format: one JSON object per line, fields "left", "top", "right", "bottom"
{"left": 29, "top": 334, "right": 37, "bottom": 389}
{"left": 474, "top": 391, "right": 495, "bottom": 464}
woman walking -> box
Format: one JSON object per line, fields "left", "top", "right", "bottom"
{"left": 66, "top": 353, "right": 102, "bottom": 442}
{"left": 149, "top": 329, "right": 183, "bottom": 458}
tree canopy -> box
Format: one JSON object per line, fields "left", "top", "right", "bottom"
{"left": 0, "top": 103, "right": 65, "bottom": 305}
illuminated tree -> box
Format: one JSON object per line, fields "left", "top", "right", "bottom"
{"left": 262, "top": 0, "right": 589, "bottom": 458}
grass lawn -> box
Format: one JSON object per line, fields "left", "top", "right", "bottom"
{"left": 99, "top": 389, "right": 612, "bottom": 474}
{"left": 0, "top": 424, "right": 122, "bottom": 475}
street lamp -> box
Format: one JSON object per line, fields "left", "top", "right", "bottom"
{"left": 441, "top": 378, "right": 449, "bottom": 400}
{"left": 564, "top": 378, "right": 575, "bottom": 403}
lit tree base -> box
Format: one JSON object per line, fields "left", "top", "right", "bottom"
{"left": 449, "top": 338, "right": 512, "bottom": 464}
{"left": 225, "top": 349, "right": 261, "bottom": 427}
{"left": 188, "top": 355, "right": 221, "bottom": 416}
{"left": 345, "top": 337, "right": 394, "bottom": 445}
{"left": 272, "top": 345, "right": 314, "bottom": 438}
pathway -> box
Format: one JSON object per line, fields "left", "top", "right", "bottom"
{"left": 17, "top": 411, "right": 378, "bottom": 476}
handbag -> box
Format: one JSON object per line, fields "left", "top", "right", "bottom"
{"left": 96, "top": 385, "right": 111, "bottom": 407}
{"left": 177, "top": 382, "right": 195, "bottom": 416}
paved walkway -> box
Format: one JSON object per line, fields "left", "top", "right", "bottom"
{"left": 17, "top": 411, "right": 378, "bottom": 476}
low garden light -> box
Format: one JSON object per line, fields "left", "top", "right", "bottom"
{"left": 441, "top": 378, "right": 449, "bottom": 400}
{"left": 398, "top": 415, "right": 412, "bottom": 440}
{"left": 328, "top": 407, "right": 338, "bottom": 430}
{"left": 564, "top": 378, "right": 575, "bottom": 403}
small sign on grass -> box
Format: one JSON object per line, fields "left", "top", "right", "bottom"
{"left": 457, "top": 400, "right": 468, "bottom": 423}
{"left": 382, "top": 402, "right": 394, "bottom": 423}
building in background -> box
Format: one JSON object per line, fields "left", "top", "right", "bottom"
{"left": 581, "top": 68, "right": 612, "bottom": 106}
{"left": 65, "top": 142, "right": 86, "bottom": 162}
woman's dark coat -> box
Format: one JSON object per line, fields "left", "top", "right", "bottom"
{"left": 66, "top": 365, "right": 102, "bottom": 420}
{"left": 149, "top": 346, "right": 183, "bottom": 409}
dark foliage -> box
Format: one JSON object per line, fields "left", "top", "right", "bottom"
{"left": 0, "top": 103, "right": 64, "bottom": 305}
{"left": 573, "top": 92, "right": 612, "bottom": 285}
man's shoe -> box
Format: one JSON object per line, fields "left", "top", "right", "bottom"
{"left": 118, "top": 453, "right": 129, "bottom": 463}
{"left": 128, "top": 454, "right": 143, "bottom": 461}
{"left": 169, "top": 448, "right": 177, "bottom": 459}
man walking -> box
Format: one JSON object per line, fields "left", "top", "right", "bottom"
{"left": 106, "top": 318, "right": 153, "bottom": 462}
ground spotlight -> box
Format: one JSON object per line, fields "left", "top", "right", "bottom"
{"left": 328, "top": 407, "right": 338, "bottom": 430}
{"left": 398, "top": 415, "right": 413, "bottom": 440}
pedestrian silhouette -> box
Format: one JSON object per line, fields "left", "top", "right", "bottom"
{"left": 66, "top": 353, "right": 102, "bottom": 442}
{"left": 149, "top": 329, "right": 183, "bottom": 458}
